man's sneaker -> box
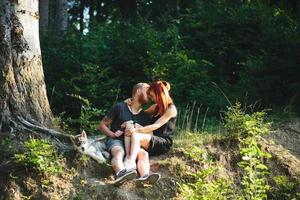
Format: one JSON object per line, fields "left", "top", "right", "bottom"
{"left": 136, "top": 173, "right": 161, "bottom": 185}
{"left": 114, "top": 169, "right": 137, "bottom": 186}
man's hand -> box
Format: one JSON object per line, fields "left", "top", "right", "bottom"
{"left": 113, "top": 130, "right": 124, "bottom": 138}
{"left": 99, "top": 116, "right": 116, "bottom": 138}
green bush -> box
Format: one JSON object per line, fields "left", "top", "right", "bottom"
{"left": 238, "top": 137, "right": 271, "bottom": 200}
{"left": 66, "top": 94, "right": 106, "bottom": 134}
{"left": 224, "top": 103, "right": 271, "bottom": 138}
{"left": 224, "top": 102, "right": 272, "bottom": 199}
{"left": 270, "top": 175, "right": 300, "bottom": 200}
{"left": 180, "top": 166, "right": 236, "bottom": 200}
{"left": 180, "top": 143, "right": 236, "bottom": 200}
{"left": 15, "top": 139, "right": 63, "bottom": 176}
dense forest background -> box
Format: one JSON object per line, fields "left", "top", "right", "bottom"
{"left": 40, "top": 0, "right": 300, "bottom": 132}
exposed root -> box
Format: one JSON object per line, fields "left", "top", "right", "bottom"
{"left": 1, "top": 116, "right": 76, "bottom": 152}
{"left": 4, "top": 116, "right": 109, "bottom": 163}
{"left": 17, "top": 116, "right": 74, "bottom": 140}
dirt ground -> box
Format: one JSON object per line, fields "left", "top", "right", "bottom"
{"left": 266, "top": 118, "right": 300, "bottom": 159}
{"left": 1, "top": 118, "right": 300, "bottom": 199}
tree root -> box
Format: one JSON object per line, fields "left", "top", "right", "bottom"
{"left": 17, "top": 116, "right": 74, "bottom": 140}
{"left": 12, "top": 116, "right": 75, "bottom": 152}
{"left": 3, "top": 116, "right": 108, "bottom": 162}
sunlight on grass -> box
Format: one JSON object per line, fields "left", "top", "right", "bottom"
{"left": 174, "top": 131, "right": 226, "bottom": 149}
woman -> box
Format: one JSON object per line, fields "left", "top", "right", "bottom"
{"left": 123, "top": 80, "right": 177, "bottom": 179}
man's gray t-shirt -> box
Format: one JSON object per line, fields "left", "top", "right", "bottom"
{"left": 107, "top": 102, "right": 151, "bottom": 140}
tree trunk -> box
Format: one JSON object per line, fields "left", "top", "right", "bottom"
{"left": 119, "top": 0, "right": 137, "bottom": 21}
{"left": 89, "top": 0, "right": 94, "bottom": 23}
{"left": 39, "top": 0, "right": 49, "bottom": 31}
{"left": 80, "top": 0, "right": 84, "bottom": 33}
{"left": 296, "top": 0, "right": 300, "bottom": 16}
{"left": 48, "top": 0, "right": 56, "bottom": 30}
{"left": 57, "top": 0, "right": 68, "bottom": 31}
{"left": 0, "top": 0, "right": 53, "bottom": 131}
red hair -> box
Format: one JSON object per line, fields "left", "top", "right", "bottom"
{"left": 149, "top": 81, "right": 173, "bottom": 116}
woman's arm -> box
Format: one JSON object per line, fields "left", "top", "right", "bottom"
{"left": 134, "top": 105, "right": 177, "bottom": 134}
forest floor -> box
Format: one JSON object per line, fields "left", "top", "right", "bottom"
{"left": 0, "top": 119, "right": 300, "bottom": 200}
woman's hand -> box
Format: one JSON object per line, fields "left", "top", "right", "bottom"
{"left": 124, "top": 123, "right": 143, "bottom": 136}
{"left": 134, "top": 123, "right": 142, "bottom": 128}
{"left": 121, "top": 120, "right": 134, "bottom": 129}
{"left": 128, "top": 126, "right": 137, "bottom": 135}
{"left": 124, "top": 98, "right": 133, "bottom": 106}
{"left": 124, "top": 123, "right": 135, "bottom": 137}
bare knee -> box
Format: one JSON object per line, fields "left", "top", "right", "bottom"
{"left": 131, "top": 132, "right": 139, "bottom": 140}
{"left": 111, "top": 146, "right": 125, "bottom": 160}
{"left": 137, "top": 149, "right": 149, "bottom": 161}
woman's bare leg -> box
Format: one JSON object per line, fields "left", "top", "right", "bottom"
{"left": 128, "top": 133, "right": 151, "bottom": 165}
{"left": 123, "top": 135, "right": 132, "bottom": 170}
{"left": 124, "top": 135, "right": 131, "bottom": 157}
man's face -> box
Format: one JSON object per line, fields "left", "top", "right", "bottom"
{"left": 138, "top": 85, "right": 149, "bottom": 105}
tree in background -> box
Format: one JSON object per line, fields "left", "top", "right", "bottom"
{"left": 39, "top": 0, "right": 50, "bottom": 30}
{"left": 39, "top": 0, "right": 68, "bottom": 32}
{"left": 57, "top": 0, "right": 69, "bottom": 31}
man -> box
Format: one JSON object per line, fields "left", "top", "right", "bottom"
{"left": 99, "top": 83, "right": 151, "bottom": 185}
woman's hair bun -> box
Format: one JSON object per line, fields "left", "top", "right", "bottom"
{"left": 161, "top": 81, "right": 170, "bottom": 91}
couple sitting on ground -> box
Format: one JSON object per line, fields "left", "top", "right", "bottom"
{"left": 99, "top": 81, "right": 177, "bottom": 185}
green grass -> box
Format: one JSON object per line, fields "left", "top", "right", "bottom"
{"left": 15, "top": 138, "right": 63, "bottom": 176}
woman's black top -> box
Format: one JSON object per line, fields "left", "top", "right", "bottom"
{"left": 151, "top": 106, "right": 177, "bottom": 142}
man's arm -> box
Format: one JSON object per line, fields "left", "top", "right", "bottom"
{"left": 99, "top": 116, "right": 116, "bottom": 138}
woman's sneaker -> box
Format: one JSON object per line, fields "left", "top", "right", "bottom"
{"left": 136, "top": 173, "right": 161, "bottom": 185}
{"left": 114, "top": 169, "right": 137, "bottom": 186}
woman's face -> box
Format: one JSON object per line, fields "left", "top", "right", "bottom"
{"left": 147, "top": 90, "right": 156, "bottom": 103}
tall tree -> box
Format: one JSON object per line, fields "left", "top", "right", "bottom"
{"left": 119, "top": 0, "right": 137, "bottom": 20}
{"left": 57, "top": 0, "right": 68, "bottom": 31}
{"left": 42, "top": 0, "right": 68, "bottom": 32}
{"left": 39, "top": 0, "right": 49, "bottom": 31}
{"left": 0, "top": 0, "right": 53, "bottom": 131}
{"left": 89, "top": 0, "right": 95, "bottom": 23}
{"left": 80, "top": 0, "right": 84, "bottom": 33}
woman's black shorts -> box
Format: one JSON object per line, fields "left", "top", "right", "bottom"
{"left": 147, "top": 135, "right": 172, "bottom": 156}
